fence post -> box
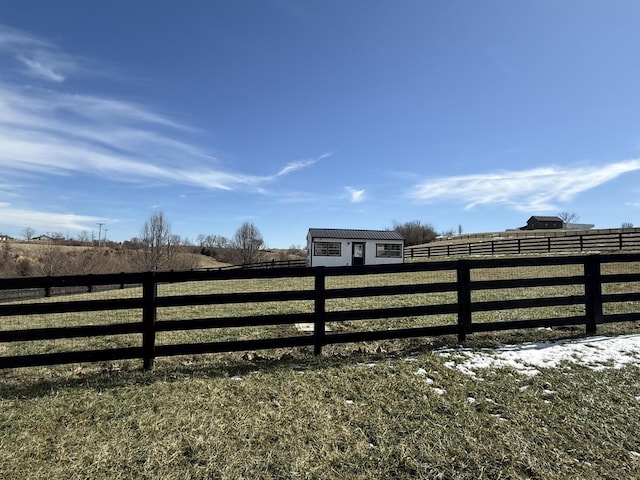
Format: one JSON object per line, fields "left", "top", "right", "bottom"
{"left": 584, "top": 255, "right": 603, "bottom": 335}
{"left": 313, "top": 268, "right": 326, "bottom": 355}
{"left": 457, "top": 260, "right": 472, "bottom": 342}
{"left": 142, "top": 271, "right": 158, "bottom": 370}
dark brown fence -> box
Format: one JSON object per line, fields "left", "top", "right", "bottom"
{"left": 1, "top": 253, "right": 639, "bottom": 370}
{"left": 193, "top": 259, "right": 306, "bottom": 271}
{"left": 406, "top": 230, "right": 640, "bottom": 258}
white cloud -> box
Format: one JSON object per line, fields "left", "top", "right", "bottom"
{"left": 17, "top": 53, "right": 66, "bottom": 82}
{"left": 275, "top": 152, "right": 333, "bottom": 178}
{"left": 0, "top": 24, "right": 77, "bottom": 83}
{"left": 409, "top": 160, "right": 640, "bottom": 211}
{"left": 0, "top": 24, "right": 51, "bottom": 50}
{"left": 277, "top": 159, "right": 317, "bottom": 177}
{"left": 0, "top": 75, "right": 321, "bottom": 195}
{"left": 346, "top": 187, "right": 366, "bottom": 203}
{"left": 0, "top": 24, "right": 325, "bottom": 235}
{"left": 0, "top": 203, "right": 103, "bottom": 232}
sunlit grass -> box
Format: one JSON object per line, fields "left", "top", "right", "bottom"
{"left": 1, "top": 349, "right": 639, "bottom": 479}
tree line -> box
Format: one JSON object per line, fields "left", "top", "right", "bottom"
{"left": 0, "top": 212, "right": 279, "bottom": 278}
{"left": 0, "top": 215, "right": 441, "bottom": 277}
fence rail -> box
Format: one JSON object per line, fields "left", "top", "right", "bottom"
{"left": 193, "top": 259, "right": 306, "bottom": 272}
{"left": 406, "top": 231, "right": 640, "bottom": 258}
{"left": 1, "top": 253, "right": 639, "bottom": 370}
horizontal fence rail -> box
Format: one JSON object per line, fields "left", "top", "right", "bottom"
{"left": 0, "top": 254, "right": 639, "bottom": 370}
{"left": 192, "top": 259, "right": 306, "bottom": 272}
{"left": 406, "top": 230, "right": 640, "bottom": 258}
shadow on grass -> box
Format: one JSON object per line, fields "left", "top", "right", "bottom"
{"left": 0, "top": 323, "right": 625, "bottom": 401}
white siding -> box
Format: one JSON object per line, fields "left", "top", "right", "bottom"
{"left": 307, "top": 234, "right": 403, "bottom": 267}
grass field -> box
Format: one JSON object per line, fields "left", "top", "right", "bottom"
{"left": 1, "top": 345, "right": 640, "bottom": 479}
{"left": 1, "top": 257, "right": 640, "bottom": 478}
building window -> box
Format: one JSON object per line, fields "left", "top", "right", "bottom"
{"left": 376, "top": 243, "right": 402, "bottom": 258}
{"left": 314, "top": 241, "right": 341, "bottom": 256}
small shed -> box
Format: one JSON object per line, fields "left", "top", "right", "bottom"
{"left": 307, "top": 228, "right": 404, "bottom": 267}
{"left": 522, "top": 216, "right": 564, "bottom": 230}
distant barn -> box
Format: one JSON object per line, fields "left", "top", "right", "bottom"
{"left": 522, "top": 216, "right": 564, "bottom": 230}
{"left": 307, "top": 228, "right": 404, "bottom": 267}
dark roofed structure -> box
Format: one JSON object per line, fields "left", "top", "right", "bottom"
{"left": 522, "top": 216, "right": 564, "bottom": 230}
{"left": 307, "top": 228, "right": 404, "bottom": 241}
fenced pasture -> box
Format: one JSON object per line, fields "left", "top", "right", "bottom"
{"left": 1, "top": 253, "right": 639, "bottom": 371}
{"left": 406, "top": 228, "right": 640, "bottom": 258}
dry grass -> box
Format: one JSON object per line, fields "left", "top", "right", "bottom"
{"left": 1, "top": 256, "right": 640, "bottom": 478}
{"left": 1, "top": 349, "right": 639, "bottom": 479}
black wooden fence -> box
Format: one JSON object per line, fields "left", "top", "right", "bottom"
{"left": 193, "top": 259, "right": 306, "bottom": 272}
{"left": 406, "top": 230, "right": 640, "bottom": 258}
{"left": 1, "top": 253, "right": 639, "bottom": 370}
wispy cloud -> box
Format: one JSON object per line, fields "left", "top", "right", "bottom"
{"left": 0, "top": 24, "right": 321, "bottom": 196}
{"left": 16, "top": 53, "right": 66, "bottom": 82}
{"left": 274, "top": 152, "right": 332, "bottom": 178}
{"left": 0, "top": 24, "right": 51, "bottom": 50}
{"left": 0, "top": 81, "right": 321, "bottom": 192}
{"left": 345, "top": 187, "right": 366, "bottom": 203}
{"left": 0, "top": 24, "right": 78, "bottom": 82}
{"left": 409, "top": 160, "right": 640, "bottom": 211}
{"left": 0, "top": 24, "right": 324, "bottom": 234}
{"left": 0, "top": 203, "right": 104, "bottom": 232}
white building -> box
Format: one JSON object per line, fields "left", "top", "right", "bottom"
{"left": 307, "top": 228, "right": 405, "bottom": 267}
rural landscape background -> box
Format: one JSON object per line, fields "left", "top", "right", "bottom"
{"left": 2, "top": 2, "right": 640, "bottom": 479}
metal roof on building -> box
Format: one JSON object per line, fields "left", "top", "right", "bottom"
{"left": 308, "top": 228, "right": 404, "bottom": 241}
{"left": 529, "top": 216, "right": 563, "bottom": 222}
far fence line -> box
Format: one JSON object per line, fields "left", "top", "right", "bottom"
{"left": 406, "top": 230, "right": 640, "bottom": 259}
{"left": 193, "top": 259, "right": 306, "bottom": 272}
{"left": 0, "top": 259, "right": 307, "bottom": 303}
{"left": 1, "top": 253, "right": 639, "bottom": 370}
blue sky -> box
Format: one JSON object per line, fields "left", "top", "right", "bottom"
{"left": 1, "top": 1, "right": 640, "bottom": 247}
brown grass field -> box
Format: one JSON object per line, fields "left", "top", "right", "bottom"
{"left": 1, "top": 256, "right": 639, "bottom": 479}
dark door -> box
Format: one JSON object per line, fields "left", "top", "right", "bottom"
{"left": 352, "top": 242, "right": 365, "bottom": 266}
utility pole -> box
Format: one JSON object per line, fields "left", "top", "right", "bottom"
{"left": 97, "top": 223, "right": 105, "bottom": 248}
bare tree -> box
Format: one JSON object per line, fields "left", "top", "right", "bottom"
{"left": 197, "top": 234, "right": 230, "bottom": 249}
{"left": 0, "top": 239, "right": 15, "bottom": 277}
{"left": 621, "top": 222, "right": 634, "bottom": 229}
{"left": 557, "top": 212, "right": 580, "bottom": 227}
{"left": 77, "top": 231, "right": 91, "bottom": 244}
{"left": 392, "top": 220, "right": 437, "bottom": 246}
{"left": 38, "top": 244, "right": 69, "bottom": 276}
{"left": 22, "top": 227, "right": 35, "bottom": 242}
{"left": 137, "top": 211, "right": 180, "bottom": 271}
{"left": 231, "top": 222, "right": 265, "bottom": 265}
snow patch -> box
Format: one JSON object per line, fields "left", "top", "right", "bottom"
{"left": 438, "top": 335, "right": 640, "bottom": 376}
